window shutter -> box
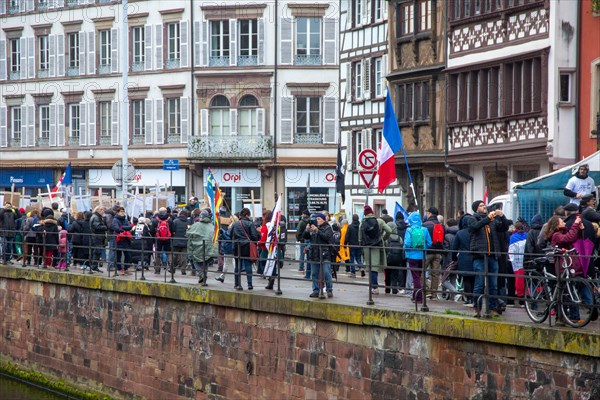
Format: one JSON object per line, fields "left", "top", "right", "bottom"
{"left": 0, "top": 106, "right": 6, "bottom": 148}
{"left": 280, "top": 17, "right": 292, "bottom": 65}
{"left": 57, "top": 34, "right": 65, "bottom": 77}
{"left": 180, "top": 20, "right": 189, "bottom": 68}
{"left": 20, "top": 106, "right": 27, "bottom": 147}
{"left": 347, "top": 131, "right": 353, "bottom": 169}
{"left": 258, "top": 18, "right": 265, "bottom": 65}
{"left": 111, "top": 100, "right": 119, "bottom": 145}
{"left": 111, "top": 28, "right": 118, "bottom": 73}
{"left": 346, "top": 62, "right": 352, "bottom": 102}
{"left": 0, "top": 39, "right": 6, "bottom": 81}
{"left": 57, "top": 104, "right": 65, "bottom": 146}
{"left": 144, "top": 98, "right": 153, "bottom": 144}
{"left": 363, "top": 58, "right": 371, "bottom": 100}
{"left": 144, "top": 24, "right": 153, "bottom": 71}
{"left": 155, "top": 24, "right": 163, "bottom": 70}
{"left": 49, "top": 35, "right": 56, "bottom": 78}
{"left": 193, "top": 20, "right": 201, "bottom": 67}
{"left": 280, "top": 96, "right": 293, "bottom": 144}
{"left": 180, "top": 96, "right": 189, "bottom": 143}
{"left": 362, "top": 0, "right": 371, "bottom": 25}
{"left": 79, "top": 32, "right": 86, "bottom": 75}
{"left": 323, "top": 97, "right": 337, "bottom": 144}
{"left": 229, "top": 19, "right": 237, "bottom": 66}
{"left": 88, "top": 102, "right": 96, "bottom": 146}
{"left": 200, "top": 108, "right": 208, "bottom": 136}
{"left": 20, "top": 38, "right": 27, "bottom": 80}
{"left": 382, "top": 0, "right": 388, "bottom": 19}
{"left": 229, "top": 108, "right": 237, "bottom": 136}
{"left": 87, "top": 31, "right": 95, "bottom": 75}
{"left": 0, "top": 0, "right": 5, "bottom": 15}
{"left": 361, "top": 128, "right": 371, "bottom": 149}
{"left": 50, "top": 103, "right": 57, "bottom": 146}
{"left": 79, "top": 102, "right": 87, "bottom": 146}
{"left": 27, "top": 37, "right": 34, "bottom": 79}
{"left": 201, "top": 20, "right": 208, "bottom": 66}
{"left": 346, "top": 0, "right": 352, "bottom": 29}
{"left": 256, "top": 108, "right": 265, "bottom": 135}
{"left": 27, "top": 105, "right": 34, "bottom": 147}
{"left": 155, "top": 98, "right": 164, "bottom": 144}
{"left": 381, "top": 54, "right": 388, "bottom": 95}
{"left": 323, "top": 18, "right": 337, "bottom": 66}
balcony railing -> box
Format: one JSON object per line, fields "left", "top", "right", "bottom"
{"left": 238, "top": 55, "right": 258, "bottom": 66}
{"left": 209, "top": 56, "right": 230, "bottom": 67}
{"left": 295, "top": 54, "right": 322, "bottom": 65}
{"left": 68, "top": 137, "right": 79, "bottom": 146}
{"left": 131, "top": 62, "right": 145, "bottom": 72}
{"left": 38, "top": 69, "right": 49, "bottom": 78}
{"left": 67, "top": 66, "right": 79, "bottom": 77}
{"left": 9, "top": 138, "right": 21, "bottom": 148}
{"left": 99, "top": 135, "right": 112, "bottom": 146}
{"left": 9, "top": 71, "right": 20, "bottom": 80}
{"left": 132, "top": 135, "right": 145, "bottom": 145}
{"left": 98, "top": 64, "right": 111, "bottom": 74}
{"left": 188, "top": 135, "right": 273, "bottom": 160}
{"left": 66, "top": 0, "right": 77, "bottom": 6}
{"left": 294, "top": 133, "right": 322, "bottom": 145}
{"left": 166, "top": 58, "right": 180, "bottom": 69}
{"left": 8, "top": 5, "right": 20, "bottom": 14}
{"left": 38, "top": 137, "right": 49, "bottom": 147}
{"left": 167, "top": 134, "right": 181, "bottom": 144}
{"left": 37, "top": 3, "right": 49, "bottom": 11}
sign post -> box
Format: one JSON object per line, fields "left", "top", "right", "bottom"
{"left": 358, "top": 149, "right": 378, "bottom": 203}
{"left": 163, "top": 159, "right": 180, "bottom": 192}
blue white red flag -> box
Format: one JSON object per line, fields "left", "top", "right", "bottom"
{"left": 377, "top": 92, "right": 402, "bottom": 193}
{"left": 263, "top": 194, "right": 282, "bottom": 277}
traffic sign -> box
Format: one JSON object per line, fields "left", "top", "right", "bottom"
{"left": 358, "top": 149, "right": 378, "bottom": 170}
{"left": 359, "top": 170, "right": 377, "bottom": 189}
{"left": 163, "top": 159, "right": 180, "bottom": 171}
{"left": 111, "top": 161, "right": 136, "bottom": 185}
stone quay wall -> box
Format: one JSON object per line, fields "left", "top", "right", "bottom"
{"left": 0, "top": 268, "right": 599, "bottom": 400}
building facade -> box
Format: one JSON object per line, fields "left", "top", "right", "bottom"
{"left": 340, "top": 0, "right": 392, "bottom": 217}
{"left": 578, "top": 0, "right": 600, "bottom": 159}
{"left": 0, "top": 0, "right": 339, "bottom": 223}
{"left": 446, "top": 0, "right": 579, "bottom": 207}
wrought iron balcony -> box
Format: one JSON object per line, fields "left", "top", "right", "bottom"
{"left": 9, "top": 138, "right": 21, "bottom": 148}
{"left": 67, "top": 66, "right": 79, "bottom": 77}
{"left": 98, "top": 64, "right": 111, "bottom": 74}
{"left": 132, "top": 135, "right": 145, "bottom": 145}
{"left": 209, "top": 56, "right": 230, "bottom": 67}
{"left": 166, "top": 58, "right": 180, "bottom": 69}
{"left": 188, "top": 135, "right": 273, "bottom": 160}
{"left": 295, "top": 54, "right": 322, "bottom": 65}
{"left": 99, "top": 136, "right": 112, "bottom": 146}
{"left": 238, "top": 55, "right": 258, "bottom": 66}
{"left": 38, "top": 69, "right": 49, "bottom": 78}
{"left": 294, "top": 133, "right": 322, "bottom": 145}
{"left": 66, "top": 0, "right": 77, "bottom": 6}
{"left": 131, "top": 62, "right": 145, "bottom": 72}
{"left": 9, "top": 71, "right": 20, "bottom": 80}
{"left": 167, "top": 134, "right": 181, "bottom": 144}
{"left": 8, "top": 5, "right": 20, "bottom": 14}
{"left": 68, "top": 137, "right": 79, "bottom": 146}
{"left": 38, "top": 137, "right": 49, "bottom": 147}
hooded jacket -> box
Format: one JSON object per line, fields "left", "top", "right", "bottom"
{"left": 452, "top": 215, "right": 475, "bottom": 272}
{"left": 68, "top": 217, "right": 91, "bottom": 247}
{"left": 172, "top": 215, "right": 191, "bottom": 247}
{"left": 186, "top": 216, "right": 216, "bottom": 262}
{"left": 551, "top": 221, "right": 583, "bottom": 275}
{"left": 38, "top": 218, "right": 60, "bottom": 250}
{"left": 89, "top": 211, "right": 108, "bottom": 246}
{"left": 525, "top": 214, "right": 544, "bottom": 261}
{"left": 404, "top": 212, "right": 432, "bottom": 260}
{"left": 0, "top": 207, "right": 22, "bottom": 237}
{"left": 304, "top": 221, "right": 334, "bottom": 262}
{"left": 112, "top": 214, "right": 133, "bottom": 249}
{"left": 345, "top": 219, "right": 360, "bottom": 246}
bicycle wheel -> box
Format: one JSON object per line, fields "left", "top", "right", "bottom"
{"left": 524, "top": 272, "right": 550, "bottom": 323}
{"left": 559, "top": 279, "right": 594, "bottom": 328}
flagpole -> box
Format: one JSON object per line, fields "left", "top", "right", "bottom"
{"left": 120, "top": 0, "right": 129, "bottom": 208}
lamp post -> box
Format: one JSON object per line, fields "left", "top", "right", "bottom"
{"left": 120, "top": 0, "right": 129, "bottom": 207}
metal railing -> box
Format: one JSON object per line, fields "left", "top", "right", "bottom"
{"left": 1, "top": 226, "right": 598, "bottom": 327}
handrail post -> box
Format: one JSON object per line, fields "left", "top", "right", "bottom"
{"left": 319, "top": 244, "right": 325, "bottom": 299}
{"left": 483, "top": 254, "right": 489, "bottom": 315}
{"left": 421, "top": 248, "right": 429, "bottom": 312}
{"left": 169, "top": 237, "right": 176, "bottom": 283}
{"left": 367, "top": 245, "right": 374, "bottom": 305}
{"left": 139, "top": 234, "right": 146, "bottom": 281}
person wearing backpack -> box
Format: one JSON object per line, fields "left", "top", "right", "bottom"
{"left": 404, "top": 211, "right": 432, "bottom": 303}
{"left": 186, "top": 209, "right": 216, "bottom": 286}
{"left": 38, "top": 208, "right": 60, "bottom": 268}
{"left": 422, "top": 207, "right": 445, "bottom": 299}
{"left": 345, "top": 214, "right": 361, "bottom": 278}
{"left": 112, "top": 207, "right": 133, "bottom": 275}
{"left": 152, "top": 207, "right": 174, "bottom": 274}
{"left": 172, "top": 210, "right": 191, "bottom": 275}
{"left": 385, "top": 221, "right": 404, "bottom": 295}
{"left": 230, "top": 207, "right": 260, "bottom": 290}
{"left": 22, "top": 209, "right": 40, "bottom": 266}
{"left": 216, "top": 215, "right": 236, "bottom": 283}
{"left": 0, "top": 202, "right": 22, "bottom": 264}
{"left": 89, "top": 206, "right": 108, "bottom": 272}
{"left": 68, "top": 212, "right": 92, "bottom": 270}
{"left": 359, "top": 205, "right": 392, "bottom": 295}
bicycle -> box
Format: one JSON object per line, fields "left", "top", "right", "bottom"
{"left": 524, "top": 247, "right": 595, "bottom": 328}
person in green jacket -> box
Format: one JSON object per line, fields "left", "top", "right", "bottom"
{"left": 359, "top": 205, "right": 392, "bottom": 295}
{"left": 186, "top": 209, "right": 216, "bottom": 285}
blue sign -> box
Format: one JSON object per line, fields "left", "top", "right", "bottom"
{"left": 163, "top": 159, "right": 180, "bottom": 171}
{"left": 0, "top": 169, "right": 54, "bottom": 188}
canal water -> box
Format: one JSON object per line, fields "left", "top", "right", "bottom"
{"left": 0, "top": 375, "right": 67, "bottom": 399}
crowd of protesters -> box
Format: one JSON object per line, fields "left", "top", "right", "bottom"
{"left": 0, "top": 165, "right": 598, "bottom": 314}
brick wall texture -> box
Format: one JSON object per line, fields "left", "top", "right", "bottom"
{"left": 1, "top": 278, "right": 599, "bottom": 400}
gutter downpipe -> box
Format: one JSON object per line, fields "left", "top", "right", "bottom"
{"left": 273, "top": 0, "right": 279, "bottom": 201}
{"left": 189, "top": 0, "right": 195, "bottom": 198}
{"left": 575, "top": 0, "right": 581, "bottom": 161}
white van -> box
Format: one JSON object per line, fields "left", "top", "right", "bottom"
{"left": 487, "top": 194, "right": 517, "bottom": 222}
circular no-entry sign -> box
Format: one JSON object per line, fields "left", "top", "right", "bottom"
{"left": 358, "top": 149, "right": 378, "bottom": 170}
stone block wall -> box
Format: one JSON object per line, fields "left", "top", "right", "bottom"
{"left": 1, "top": 274, "right": 599, "bottom": 399}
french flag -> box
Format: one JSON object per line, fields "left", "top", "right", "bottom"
{"left": 51, "top": 162, "right": 72, "bottom": 197}
{"left": 377, "top": 91, "right": 403, "bottom": 193}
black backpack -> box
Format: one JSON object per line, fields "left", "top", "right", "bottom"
{"left": 386, "top": 234, "right": 404, "bottom": 266}
{"left": 330, "top": 230, "right": 341, "bottom": 260}
{"left": 361, "top": 218, "right": 381, "bottom": 246}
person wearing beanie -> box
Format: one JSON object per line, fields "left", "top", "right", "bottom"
{"left": 381, "top": 209, "right": 393, "bottom": 223}
{"left": 564, "top": 164, "right": 595, "bottom": 206}
{"left": 0, "top": 202, "right": 22, "bottom": 264}
{"left": 468, "top": 200, "right": 510, "bottom": 318}
{"left": 303, "top": 213, "right": 335, "bottom": 298}
{"left": 360, "top": 204, "right": 392, "bottom": 294}
{"left": 404, "top": 212, "right": 432, "bottom": 303}
{"left": 296, "top": 210, "right": 311, "bottom": 274}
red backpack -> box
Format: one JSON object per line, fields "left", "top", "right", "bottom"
{"left": 156, "top": 219, "right": 172, "bottom": 241}
{"left": 432, "top": 223, "right": 445, "bottom": 248}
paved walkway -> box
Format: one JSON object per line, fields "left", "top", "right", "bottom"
{"left": 23, "top": 258, "right": 598, "bottom": 334}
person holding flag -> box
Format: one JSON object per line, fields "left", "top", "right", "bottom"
{"left": 50, "top": 162, "right": 73, "bottom": 199}
{"left": 263, "top": 194, "right": 283, "bottom": 290}
{"left": 205, "top": 168, "right": 223, "bottom": 244}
